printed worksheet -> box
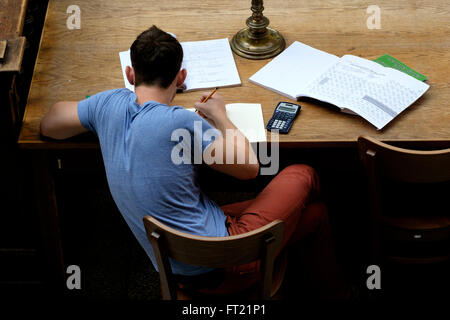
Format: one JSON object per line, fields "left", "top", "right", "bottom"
{"left": 250, "top": 41, "right": 429, "bottom": 130}
{"left": 304, "top": 55, "right": 429, "bottom": 129}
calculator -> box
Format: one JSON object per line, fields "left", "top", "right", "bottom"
{"left": 266, "top": 102, "right": 301, "bottom": 133}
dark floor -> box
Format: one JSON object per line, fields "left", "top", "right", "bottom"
{"left": 1, "top": 0, "right": 448, "bottom": 303}
{"left": 0, "top": 0, "right": 50, "bottom": 295}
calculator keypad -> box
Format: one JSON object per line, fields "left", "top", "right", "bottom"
{"left": 268, "top": 112, "right": 292, "bottom": 132}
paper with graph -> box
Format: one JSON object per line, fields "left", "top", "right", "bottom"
{"left": 250, "top": 41, "right": 429, "bottom": 130}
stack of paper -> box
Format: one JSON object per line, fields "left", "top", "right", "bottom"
{"left": 120, "top": 38, "right": 241, "bottom": 92}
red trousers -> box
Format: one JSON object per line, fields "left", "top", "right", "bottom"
{"left": 221, "top": 164, "right": 346, "bottom": 299}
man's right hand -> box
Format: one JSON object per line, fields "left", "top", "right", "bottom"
{"left": 194, "top": 92, "right": 228, "bottom": 130}
{"left": 195, "top": 92, "right": 260, "bottom": 180}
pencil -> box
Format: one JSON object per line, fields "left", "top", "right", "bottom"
{"left": 195, "top": 87, "right": 218, "bottom": 113}
{"left": 202, "top": 87, "right": 218, "bottom": 103}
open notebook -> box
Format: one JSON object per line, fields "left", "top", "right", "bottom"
{"left": 250, "top": 41, "right": 429, "bottom": 130}
{"left": 187, "top": 103, "right": 267, "bottom": 143}
{"left": 119, "top": 38, "right": 241, "bottom": 92}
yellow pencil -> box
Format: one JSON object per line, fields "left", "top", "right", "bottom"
{"left": 202, "top": 87, "right": 218, "bottom": 103}
{"left": 195, "top": 87, "right": 218, "bottom": 113}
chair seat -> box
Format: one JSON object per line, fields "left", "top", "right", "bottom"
{"left": 381, "top": 226, "right": 449, "bottom": 244}
{"left": 385, "top": 255, "right": 450, "bottom": 264}
{"left": 381, "top": 216, "right": 450, "bottom": 230}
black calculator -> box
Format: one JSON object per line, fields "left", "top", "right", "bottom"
{"left": 266, "top": 102, "right": 301, "bottom": 133}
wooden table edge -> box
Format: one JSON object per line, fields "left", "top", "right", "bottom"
{"left": 17, "top": 138, "right": 450, "bottom": 150}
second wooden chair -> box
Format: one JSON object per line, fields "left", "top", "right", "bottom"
{"left": 358, "top": 135, "right": 450, "bottom": 265}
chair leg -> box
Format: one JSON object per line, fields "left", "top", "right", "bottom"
{"left": 270, "top": 249, "right": 288, "bottom": 298}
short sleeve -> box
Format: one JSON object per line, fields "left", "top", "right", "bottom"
{"left": 77, "top": 89, "right": 118, "bottom": 135}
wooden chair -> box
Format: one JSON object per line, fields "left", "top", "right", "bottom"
{"left": 143, "top": 215, "right": 286, "bottom": 300}
{"left": 357, "top": 136, "right": 450, "bottom": 264}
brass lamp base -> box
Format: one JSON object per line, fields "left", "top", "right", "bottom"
{"left": 231, "top": 27, "right": 285, "bottom": 60}
{"left": 231, "top": 0, "right": 285, "bottom": 60}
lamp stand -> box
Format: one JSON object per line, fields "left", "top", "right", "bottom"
{"left": 231, "top": 0, "right": 285, "bottom": 60}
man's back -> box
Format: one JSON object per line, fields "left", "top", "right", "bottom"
{"left": 77, "top": 88, "right": 228, "bottom": 275}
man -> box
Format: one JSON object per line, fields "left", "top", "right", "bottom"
{"left": 40, "top": 25, "right": 347, "bottom": 299}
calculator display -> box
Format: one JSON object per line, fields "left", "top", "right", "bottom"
{"left": 277, "top": 106, "right": 296, "bottom": 113}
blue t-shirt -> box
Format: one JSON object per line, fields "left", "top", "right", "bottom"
{"left": 77, "top": 88, "right": 228, "bottom": 275}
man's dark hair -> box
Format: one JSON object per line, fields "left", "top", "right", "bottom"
{"left": 130, "top": 25, "right": 183, "bottom": 88}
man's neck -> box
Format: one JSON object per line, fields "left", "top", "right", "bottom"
{"left": 134, "top": 84, "right": 174, "bottom": 106}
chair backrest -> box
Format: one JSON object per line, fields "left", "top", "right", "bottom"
{"left": 357, "top": 136, "right": 450, "bottom": 263}
{"left": 143, "top": 215, "right": 285, "bottom": 300}
{"left": 358, "top": 136, "right": 450, "bottom": 184}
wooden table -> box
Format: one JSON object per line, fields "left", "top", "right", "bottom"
{"left": 19, "top": 0, "right": 450, "bottom": 149}
{"left": 0, "top": 0, "right": 27, "bottom": 38}
{"left": 17, "top": 0, "right": 450, "bottom": 292}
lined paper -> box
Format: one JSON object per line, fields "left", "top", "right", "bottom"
{"left": 180, "top": 38, "right": 241, "bottom": 91}
{"left": 119, "top": 38, "right": 241, "bottom": 92}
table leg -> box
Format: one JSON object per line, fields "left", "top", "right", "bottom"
{"left": 0, "top": 73, "right": 16, "bottom": 144}
{"left": 31, "top": 151, "right": 66, "bottom": 294}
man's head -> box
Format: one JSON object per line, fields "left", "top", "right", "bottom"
{"left": 129, "top": 25, "right": 184, "bottom": 88}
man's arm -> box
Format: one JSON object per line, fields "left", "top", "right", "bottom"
{"left": 40, "top": 101, "right": 88, "bottom": 139}
{"left": 194, "top": 93, "right": 260, "bottom": 180}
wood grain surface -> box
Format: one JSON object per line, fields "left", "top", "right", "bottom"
{"left": 18, "top": 0, "right": 450, "bottom": 148}
{"left": 0, "top": 0, "right": 28, "bottom": 38}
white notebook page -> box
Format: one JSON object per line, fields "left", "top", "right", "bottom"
{"left": 187, "top": 103, "right": 266, "bottom": 143}
{"left": 119, "top": 50, "right": 133, "bottom": 91}
{"left": 180, "top": 38, "right": 241, "bottom": 91}
{"left": 249, "top": 41, "right": 339, "bottom": 100}
{"left": 225, "top": 103, "right": 266, "bottom": 143}
{"left": 119, "top": 38, "right": 241, "bottom": 92}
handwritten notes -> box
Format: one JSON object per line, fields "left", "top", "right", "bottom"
{"left": 119, "top": 38, "right": 241, "bottom": 92}
{"left": 180, "top": 38, "right": 241, "bottom": 91}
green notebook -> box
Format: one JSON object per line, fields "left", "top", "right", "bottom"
{"left": 374, "top": 54, "right": 427, "bottom": 82}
